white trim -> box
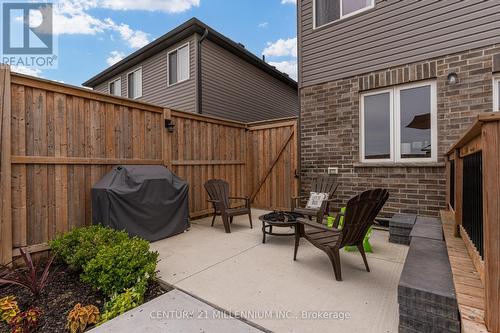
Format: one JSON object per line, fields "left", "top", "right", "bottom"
{"left": 313, "top": 0, "right": 375, "bottom": 30}
{"left": 167, "top": 42, "right": 190, "bottom": 87}
{"left": 360, "top": 88, "right": 394, "bottom": 163}
{"left": 492, "top": 75, "right": 500, "bottom": 112}
{"left": 108, "top": 77, "right": 121, "bottom": 97}
{"left": 127, "top": 67, "right": 142, "bottom": 99}
{"left": 360, "top": 80, "right": 438, "bottom": 164}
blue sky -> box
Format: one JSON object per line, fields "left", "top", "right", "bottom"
{"left": 9, "top": 0, "right": 298, "bottom": 86}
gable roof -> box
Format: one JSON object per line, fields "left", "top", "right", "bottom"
{"left": 82, "top": 18, "right": 297, "bottom": 89}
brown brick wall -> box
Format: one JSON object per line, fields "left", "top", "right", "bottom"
{"left": 300, "top": 45, "right": 500, "bottom": 217}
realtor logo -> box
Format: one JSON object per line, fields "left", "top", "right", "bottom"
{"left": 1, "top": 2, "right": 57, "bottom": 69}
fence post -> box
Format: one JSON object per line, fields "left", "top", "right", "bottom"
{"left": 482, "top": 122, "right": 499, "bottom": 332}
{"left": 0, "top": 64, "right": 12, "bottom": 265}
{"left": 162, "top": 108, "right": 172, "bottom": 168}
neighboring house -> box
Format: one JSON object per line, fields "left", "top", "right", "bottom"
{"left": 83, "top": 18, "right": 298, "bottom": 123}
{"left": 298, "top": 0, "right": 500, "bottom": 216}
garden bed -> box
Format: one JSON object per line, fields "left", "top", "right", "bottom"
{"left": 0, "top": 264, "right": 170, "bottom": 332}
{"left": 1, "top": 226, "right": 171, "bottom": 333}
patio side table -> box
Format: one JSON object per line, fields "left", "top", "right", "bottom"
{"left": 259, "top": 212, "right": 304, "bottom": 244}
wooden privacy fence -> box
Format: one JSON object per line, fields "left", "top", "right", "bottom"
{"left": 0, "top": 66, "right": 298, "bottom": 264}
{"left": 169, "top": 114, "right": 298, "bottom": 218}
{"left": 445, "top": 112, "right": 500, "bottom": 333}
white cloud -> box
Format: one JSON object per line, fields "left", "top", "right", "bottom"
{"left": 263, "top": 38, "right": 297, "bottom": 58}
{"left": 52, "top": 0, "right": 204, "bottom": 48}
{"left": 106, "top": 50, "right": 125, "bottom": 65}
{"left": 11, "top": 66, "right": 43, "bottom": 77}
{"left": 269, "top": 60, "right": 297, "bottom": 80}
{"left": 281, "top": 0, "right": 296, "bottom": 4}
{"left": 100, "top": 0, "right": 200, "bottom": 12}
{"left": 106, "top": 20, "right": 150, "bottom": 48}
{"left": 258, "top": 22, "right": 269, "bottom": 28}
{"left": 53, "top": 11, "right": 107, "bottom": 35}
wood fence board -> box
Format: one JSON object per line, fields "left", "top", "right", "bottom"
{"left": 0, "top": 66, "right": 12, "bottom": 264}
{"left": 11, "top": 84, "right": 26, "bottom": 248}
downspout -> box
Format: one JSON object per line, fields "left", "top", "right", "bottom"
{"left": 197, "top": 28, "right": 209, "bottom": 114}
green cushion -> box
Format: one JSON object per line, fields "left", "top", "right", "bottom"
{"left": 329, "top": 207, "right": 373, "bottom": 253}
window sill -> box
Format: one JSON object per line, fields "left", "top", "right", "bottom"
{"left": 353, "top": 162, "right": 445, "bottom": 168}
{"left": 167, "top": 78, "right": 190, "bottom": 88}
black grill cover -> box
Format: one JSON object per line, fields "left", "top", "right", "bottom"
{"left": 92, "top": 165, "right": 190, "bottom": 241}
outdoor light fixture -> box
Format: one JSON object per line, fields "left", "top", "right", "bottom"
{"left": 447, "top": 72, "right": 458, "bottom": 85}
{"left": 165, "top": 119, "right": 175, "bottom": 133}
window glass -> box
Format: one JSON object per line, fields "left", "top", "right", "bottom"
{"left": 342, "top": 0, "right": 372, "bottom": 16}
{"left": 400, "top": 86, "right": 431, "bottom": 159}
{"left": 134, "top": 68, "right": 142, "bottom": 98}
{"left": 364, "top": 92, "right": 391, "bottom": 160}
{"left": 497, "top": 81, "right": 500, "bottom": 111}
{"left": 168, "top": 50, "right": 178, "bottom": 85}
{"left": 127, "top": 69, "right": 141, "bottom": 99}
{"left": 178, "top": 45, "right": 189, "bottom": 82}
{"left": 315, "top": 0, "right": 372, "bottom": 27}
{"left": 128, "top": 72, "right": 134, "bottom": 98}
{"left": 109, "top": 79, "right": 121, "bottom": 96}
{"left": 315, "top": 0, "right": 340, "bottom": 27}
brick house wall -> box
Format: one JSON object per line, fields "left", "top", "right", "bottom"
{"left": 300, "top": 45, "right": 499, "bottom": 217}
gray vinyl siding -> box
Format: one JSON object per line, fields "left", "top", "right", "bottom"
{"left": 299, "top": 0, "right": 500, "bottom": 88}
{"left": 94, "top": 80, "right": 112, "bottom": 94}
{"left": 201, "top": 39, "right": 298, "bottom": 122}
{"left": 94, "top": 36, "right": 197, "bottom": 113}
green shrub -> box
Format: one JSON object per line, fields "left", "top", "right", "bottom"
{"left": 49, "top": 226, "right": 129, "bottom": 271}
{"left": 99, "top": 287, "right": 144, "bottom": 323}
{"left": 81, "top": 237, "right": 158, "bottom": 297}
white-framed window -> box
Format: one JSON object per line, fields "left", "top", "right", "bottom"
{"left": 314, "top": 0, "right": 374, "bottom": 29}
{"left": 108, "top": 78, "right": 121, "bottom": 97}
{"left": 360, "top": 81, "right": 438, "bottom": 163}
{"left": 167, "top": 43, "right": 190, "bottom": 86}
{"left": 127, "top": 67, "right": 142, "bottom": 99}
{"left": 492, "top": 75, "right": 500, "bottom": 111}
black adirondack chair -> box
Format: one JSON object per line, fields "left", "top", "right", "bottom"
{"left": 204, "top": 179, "right": 253, "bottom": 233}
{"left": 294, "top": 188, "right": 389, "bottom": 281}
{"left": 292, "top": 175, "right": 339, "bottom": 221}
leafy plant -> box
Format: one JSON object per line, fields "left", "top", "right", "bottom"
{"left": 100, "top": 287, "right": 143, "bottom": 323}
{"left": 66, "top": 303, "right": 100, "bottom": 333}
{"left": 0, "top": 248, "right": 54, "bottom": 298}
{"left": 49, "top": 226, "right": 129, "bottom": 271}
{"left": 81, "top": 237, "right": 158, "bottom": 297}
{"left": 0, "top": 296, "right": 20, "bottom": 323}
{"left": 9, "top": 307, "right": 41, "bottom": 333}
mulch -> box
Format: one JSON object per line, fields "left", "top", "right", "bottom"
{"left": 0, "top": 264, "right": 170, "bottom": 333}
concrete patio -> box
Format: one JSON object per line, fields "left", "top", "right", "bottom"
{"left": 149, "top": 209, "right": 408, "bottom": 333}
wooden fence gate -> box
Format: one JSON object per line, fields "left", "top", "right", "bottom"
{"left": 247, "top": 119, "right": 298, "bottom": 211}
{"left": 0, "top": 66, "right": 298, "bottom": 264}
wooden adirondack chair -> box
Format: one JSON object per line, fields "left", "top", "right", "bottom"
{"left": 292, "top": 175, "right": 339, "bottom": 221}
{"left": 204, "top": 179, "right": 253, "bottom": 233}
{"left": 294, "top": 188, "right": 389, "bottom": 281}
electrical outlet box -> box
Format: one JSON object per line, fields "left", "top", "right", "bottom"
{"left": 328, "top": 167, "right": 339, "bottom": 175}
